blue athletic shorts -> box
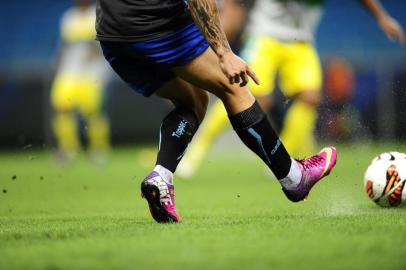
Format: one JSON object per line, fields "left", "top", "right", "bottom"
{"left": 100, "top": 23, "right": 209, "bottom": 97}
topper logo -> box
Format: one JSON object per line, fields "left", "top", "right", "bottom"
{"left": 172, "top": 120, "right": 187, "bottom": 138}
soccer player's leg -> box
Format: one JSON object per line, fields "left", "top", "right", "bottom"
{"left": 101, "top": 39, "right": 207, "bottom": 223}
{"left": 142, "top": 78, "right": 207, "bottom": 223}
{"left": 50, "top": 74, "right": 80, "bottom": 163}
{"left": 279, "top": 42, "right": 323, "bottom": 157}
{"left": 77, "top": 76, "right": 110, "bottom": 164}
{"left": 173, "top": 47, "right": 337, "bottom": 202}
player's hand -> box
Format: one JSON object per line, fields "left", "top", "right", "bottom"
{"left": 218, "top": 51, "right": 260, "bottom": 87}
{"left": 378, "top": 15, "right": 405, "bottom": 44}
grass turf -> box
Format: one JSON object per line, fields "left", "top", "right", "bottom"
{"left": 1, "top": 143, "right": 406, "bottom": 270}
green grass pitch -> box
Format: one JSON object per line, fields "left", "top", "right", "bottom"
{"left": 1, "top": 143, "right": 406, "bottom": 270}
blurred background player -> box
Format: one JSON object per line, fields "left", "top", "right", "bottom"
{"left": 51, "top": 0, "right": 111, "bottom": 164}
{"left": 177, "top": 0, "right": 404, "bottom": 178}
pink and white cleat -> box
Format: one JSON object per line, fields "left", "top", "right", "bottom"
{"left": 141, "top": 171, "right": 181, "bottom": 223}
{"left": 283, "top": 146, "right": 337, "bottom": 202}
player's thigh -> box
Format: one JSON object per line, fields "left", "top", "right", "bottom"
{"left": 241, "top": 36, "right": 279, "bottom": 97}
{"left": 51, "top": 74, "right": 78, "bottom": 112}
{"left": 155, "top": 78, "right": 208, "bottom": 122}
{"left": 279, "top": 43, "right": 322, "bottom": 97}
{"left": 172, "top": 47, "right": 254, "bottom": 114}
{"left": 172, "top": 47, "right": 229, "bottom": 96}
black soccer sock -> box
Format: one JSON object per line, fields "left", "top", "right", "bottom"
{"left": 229, "top": 101, "right": 292, "bottom": 179}
{"left": 156, "top": 107, "right": 199, "bottom": 173}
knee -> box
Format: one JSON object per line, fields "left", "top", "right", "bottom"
{"left": 295, "top": 91, "right": 321, "bottom": 107}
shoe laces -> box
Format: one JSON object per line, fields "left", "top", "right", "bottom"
{"left": 151, "top": 177, "right": 174, "bottom": 205}
{"left": 299, "top": 155, "right": 324, "bottom": 170}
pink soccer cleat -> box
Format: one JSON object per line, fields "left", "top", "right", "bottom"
{"left": 283, "top": 146, "right": 337, "bottom": 202}
{"left": 141, "top": 171, "right": 181, "bottom": 223}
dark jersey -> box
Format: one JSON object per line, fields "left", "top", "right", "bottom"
{"left": 96, "top": 0, "right": 193, "bottom": 42}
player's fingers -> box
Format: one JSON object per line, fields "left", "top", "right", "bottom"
{"left": 227, "top": 72, "right": 236, "bottom": 84}
{"left": 239, "top": 71, "right": 248, "bottom": 87}
{"left": 228, "top": 73, "right": 239, "bottom": 84}
{"left": 233, "top": 73, "right": 240, "bottom": 84}
{"left": 247, "top": 67, "right": 260, "bottom": 85}
{"left": 228, "top": 75, "right": 234, "bottom": 85}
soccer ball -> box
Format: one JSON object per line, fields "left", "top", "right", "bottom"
{"left": 364, "top": 152, "right": 406, "bottom": 207}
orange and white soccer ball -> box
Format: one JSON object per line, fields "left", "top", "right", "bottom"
{"left": 364, "top": 152, "right": 406, "bottom": 207}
